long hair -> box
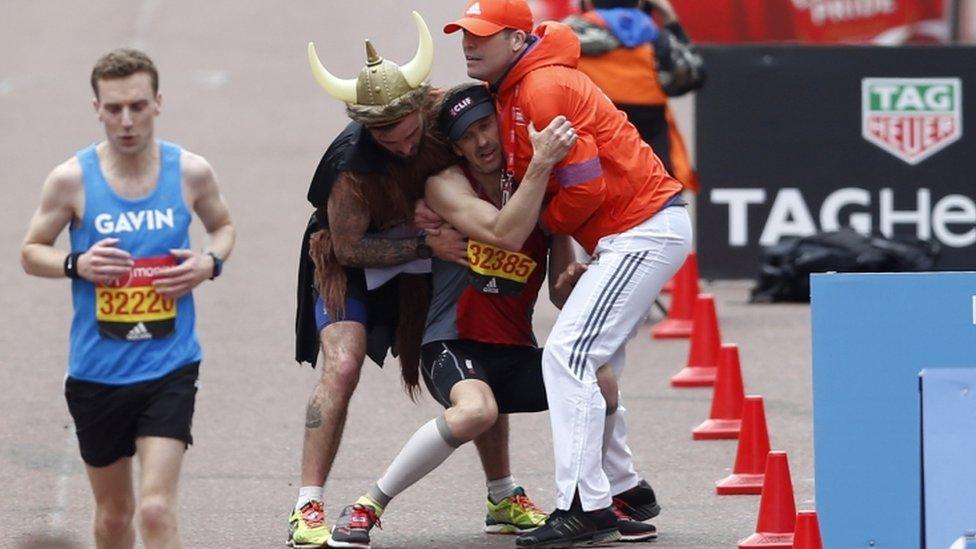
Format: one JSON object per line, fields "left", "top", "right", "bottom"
{"left": 394, "top": 273, "right": 430, "bottom": 400}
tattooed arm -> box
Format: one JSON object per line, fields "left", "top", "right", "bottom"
{"left": 327, "top": 173, "right": 421, "bottom": 268}
{"left": 327, "top": 173, "right": 467, "bottom": 267}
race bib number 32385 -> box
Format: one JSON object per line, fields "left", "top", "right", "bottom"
{"left": 467, "top": 240, "right": 538, "bottom": 295}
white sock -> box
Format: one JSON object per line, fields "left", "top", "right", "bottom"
{"left": 487, "top": 475, "right": 517, "bottom": 503}
{"left": 376, "top": 416, "right": 461, "bottom": 499}
{"left": 296, "top": 485, "right": 324, "bottom": 511}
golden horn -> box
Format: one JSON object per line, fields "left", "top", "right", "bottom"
{"left": 400, "top": 11, "right": 434, "bottom": 88}
{"left": 365, "top": 40, "right": 381, "bottom": 65}
{"left": 307, "top": 41, "right": 358, "bottom": 104}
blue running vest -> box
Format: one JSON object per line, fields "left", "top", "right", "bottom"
{"left": 68, "top": 141, "right": 202, "bottom": 384}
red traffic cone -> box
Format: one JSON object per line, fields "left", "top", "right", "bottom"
{"left": 738, "top": 451, "right": 797, "bottom": 548}
{"left": 670, "top": 293, "right": 720, "bottom": 387}
{"left": 793, "top": 510, "right": 823, "bottom": 549}
{"left": 651, "top": 251, "right": 698, "bottom": 338}
{"left": 692, "top": 343, "right": 745, "bottom": 439}
{"left": 716, "top": 395, "right": 770, "bottom": 495}
{"left": 660, "top": 277, "right": 674, "bottom": 294}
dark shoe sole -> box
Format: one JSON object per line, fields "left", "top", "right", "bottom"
{"left": 517, "top": 527, "right": 621, "bottom": 548}
{"left": 326, "top": 532, "right": 369, "bottom": 549}
{"left": 583, "top": 528, "right": 623, "bottom": 546}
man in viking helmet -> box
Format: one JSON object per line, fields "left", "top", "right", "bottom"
{"left": 290, "top": 12, "right": 545, "bottom": 548}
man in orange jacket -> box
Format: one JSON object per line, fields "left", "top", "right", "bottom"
{"left": 445, "top": 1, "right": 694, "bottom": 546}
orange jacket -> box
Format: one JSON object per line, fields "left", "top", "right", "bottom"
{"left": 574, "top": 11, "right": 699, "bottom": 192}
{"left": 494, "top": 22, "right": 683, "bottom": 254}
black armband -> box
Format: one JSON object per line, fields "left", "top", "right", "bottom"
{"left": 206, "top": 252, "right": 224, "bottom": 280}
{"left": 64, "top": 252, "right": 82, "bottom": 280}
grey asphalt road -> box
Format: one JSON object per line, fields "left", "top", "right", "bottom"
{"left": 0, "top": 2, "right": 813, "bottom": 547}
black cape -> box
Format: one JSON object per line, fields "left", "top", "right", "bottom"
{"left": 294, "top": 122, "right": 392, "bottom": 367}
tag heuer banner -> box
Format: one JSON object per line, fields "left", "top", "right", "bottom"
{"left": 862, "top": 77, "right": 961, "bottom": 165}
{"left": 695, "top": 46, "right": 975, "bottom": 278}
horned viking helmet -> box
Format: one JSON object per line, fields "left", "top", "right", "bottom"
{"left": 308, "top": 11, "right": 433, "bottom": 107}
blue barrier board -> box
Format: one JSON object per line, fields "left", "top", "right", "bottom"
{"left": 811, "top": 272, "right": 976, "bottom": 547}
{"left": 921, "top": 368, "right": 976, "bottom": 548}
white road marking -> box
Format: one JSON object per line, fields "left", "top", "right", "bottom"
{"left": 48, "top": 428, "right": 78, "bottom": 529}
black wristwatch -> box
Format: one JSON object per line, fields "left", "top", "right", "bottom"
{"left": 64, "top": 251, "right": 82, "bottom": 280}
{"left": 206, "top": 252, "right": 224, "bottom": 280}
{"left": 416, "top": 233, "right": 433, "bottom": 260}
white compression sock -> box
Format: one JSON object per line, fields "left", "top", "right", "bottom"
{"left": 375, "top": 416, "right": 462, "bottom": 499}
{"left": 487, "top": 475, "right": 517, "bottom": 503}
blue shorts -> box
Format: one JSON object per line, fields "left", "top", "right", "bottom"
{"left": 314, "top": 294, "right": 368, "bottom": 332}
{"left": 311, "top": 269, "right": 403, "bottom": 367}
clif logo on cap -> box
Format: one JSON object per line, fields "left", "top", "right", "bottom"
{"left": 450, "top": 97, "right": 473, "bottom": 117}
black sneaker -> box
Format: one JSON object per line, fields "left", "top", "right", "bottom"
{"left": 612, "top": 506, "right": 658, "bottom": 542}
{"left": 612, "top": 479, "right": 661, "bottom": 522}
{"left": 515, "top": 507, "right": 620, "bottom": 548}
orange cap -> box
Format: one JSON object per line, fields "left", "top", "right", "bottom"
{"left": 443, "top": 0, "right": 534, "bottom": 36}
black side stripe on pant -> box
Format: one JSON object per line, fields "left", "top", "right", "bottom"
{"left": 566, "top": 252, "right": 637, "bottom": 378}
{"left": 569, "top": 251, "right": 649, "bottom": 379}
{"left": 567, "top": 251, "right": 644, "bottom": 379}
{"left": 572, "top": 251, "right": 649, "bottom": 379}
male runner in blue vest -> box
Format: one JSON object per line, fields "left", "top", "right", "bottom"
{"left": 21, "top": 49, "right": 235, "bottom": 549}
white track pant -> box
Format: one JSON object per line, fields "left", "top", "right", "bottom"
{"left": 542, "top": 206, "right": 692, "bottom": 511}
{"left": 603, "top": 346, "right": 639, "bottom": 495}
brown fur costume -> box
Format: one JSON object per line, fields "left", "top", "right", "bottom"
{"left": 309, "top": 89, "right": 457, "bottom": 398}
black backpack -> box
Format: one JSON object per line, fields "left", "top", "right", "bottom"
{"left": 750, "top": 228, "right": 941, "bottom": 303}
{"left": 654, "top": 21, "right": 706, "bottom": 97}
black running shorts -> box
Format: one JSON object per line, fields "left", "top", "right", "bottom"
{"left": 421, "top": 340, "right": 547, "bottom": 413}
{"left": 64, "top": 362, "right": 200, "bottom": 467}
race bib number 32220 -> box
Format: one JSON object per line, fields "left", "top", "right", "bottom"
{"left": 95, "top": 255, "right": 176, "bottom": 341}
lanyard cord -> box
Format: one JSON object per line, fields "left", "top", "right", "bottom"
{"left": 501, "top": 84, "right": 521, "bottom": 207}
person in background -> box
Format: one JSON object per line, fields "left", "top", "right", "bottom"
{"left": 566, "top": 0, "right": 700, "bottom": 191}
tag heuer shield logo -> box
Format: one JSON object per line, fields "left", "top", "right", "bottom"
{"left": 862, "top": 78, "right": 962, "bottom": 165}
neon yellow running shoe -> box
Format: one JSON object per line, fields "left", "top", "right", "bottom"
{"left": 484, "top": 486, "right": 548, "bottom": 534}
{"left": 288, "top": 500, "right": 331, "bottom": 548}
